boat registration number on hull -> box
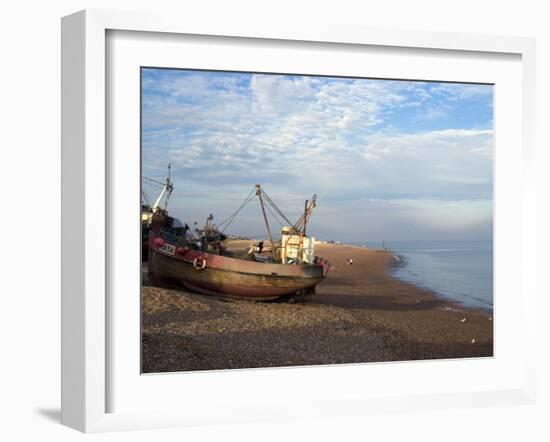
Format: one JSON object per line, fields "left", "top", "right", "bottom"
{"left": 159, "top": 243, "right": 176, "bottom": 256}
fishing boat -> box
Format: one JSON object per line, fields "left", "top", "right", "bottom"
{"left": 148, "top": 184, "right": 330, "bottom": 300}
{"left": 141, "top": 164, "right": 180, "bottom": 259}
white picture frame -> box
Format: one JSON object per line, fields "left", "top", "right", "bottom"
{"left": 61, "top": 9, "right": 537, "bottom": 433}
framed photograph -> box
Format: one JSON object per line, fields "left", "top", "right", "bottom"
{"left": 61, "top": 9, "right": 537, "bottom": 432}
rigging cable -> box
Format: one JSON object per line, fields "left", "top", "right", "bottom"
{"left": 263, "top": 199, "right": 285, "bottom": 227}
{"left": 142, "top": 176, "right": 165, "bottom": 186}
{"left": 141, "top": 190, "right": 152, "bottom": 207}
{"left": 218, "top": 188, "right": 256, "bottom": 233}
{"left": 257, "top": 187, "right": 294, "bottom": 227}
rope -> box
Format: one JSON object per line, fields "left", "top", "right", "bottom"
{"left": 218, "top": 188, "right": 256, "bottom": 233}
{"left": 259, "top": 188, "right": 294, "bottom": 227}
{"left": 142, "top": 176, "right": 166, "bottom": 187}
{"left": 264, "top": 200, "right": 285, "bottom": 227}
{"left": 219, "top": 185, "right": 297, "bottom": 239}
{"left": 141, "top": 190, "right": 151, "bottom": 206}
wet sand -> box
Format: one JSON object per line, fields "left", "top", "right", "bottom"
{"left": 142, "top": 242, "right": 493, "bottom": 373}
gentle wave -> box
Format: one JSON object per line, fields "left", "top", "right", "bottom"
{"left": 360, "top": 241, "right": 493, "bottom": 311}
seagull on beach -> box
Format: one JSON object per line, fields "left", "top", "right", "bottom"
{"left": 471, "top": 338, "right": 476, "bottom": 344}
{"left": 460, "top": 318, "right": 467, "bottom": 323}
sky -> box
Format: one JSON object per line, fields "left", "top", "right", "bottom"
{"left": 141, "top": 68, "right": 493, "bottom": 243}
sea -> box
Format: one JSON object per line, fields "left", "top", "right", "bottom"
{"left": 356, "top": 240, "right": 493, "bottom": 311}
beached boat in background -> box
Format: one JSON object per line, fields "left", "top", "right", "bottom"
{"left": 141, "top": 164, "right": 180, "bottom": 259}
{"left": 147, "top": 184, "right": 330, "bottom": 300}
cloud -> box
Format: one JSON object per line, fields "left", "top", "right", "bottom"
{"left": 141, "top": 69, "right": 494, "bottom": 241}
{"left": 429, "top": 82, "right": 494, "bottom": 101}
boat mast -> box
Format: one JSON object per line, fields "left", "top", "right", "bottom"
{"left": 303, "top": 199, "right": 309, "bottom": 236}
{"left": 255, "top": 184, "right": 274, "bottom": 256}
{"left": 294, "top": 195, "right": 317, "bottom": 234}
{"left": 151, "top": 163, "right": 173, "bottom": 212}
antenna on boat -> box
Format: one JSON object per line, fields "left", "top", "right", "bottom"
{"left": 164, "top": 163, "right": 173, "bottom": 211}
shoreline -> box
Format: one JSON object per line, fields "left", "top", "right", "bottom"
{"left": 313, "top": 243, "right": 493, "bottom": 318}
{"left": 320, "top": 240, "right": 493, "bottom": 315}
{"left": 389, "top": 254, "right": 493, "bottom": 316}
{"left": 321, "top": 240, "right": 493, "bottom": 315}
{"left": 387, "top": 253, "right": 493, "bottom": 315}
{"left": 141, "top": 241, "right": 493, "bottom": 373}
